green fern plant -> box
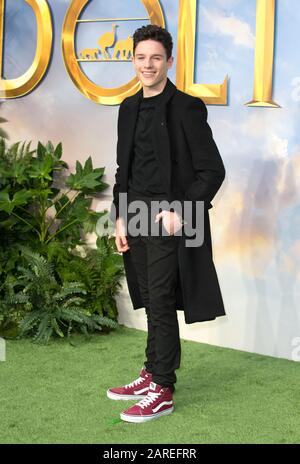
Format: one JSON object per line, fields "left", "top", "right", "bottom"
{"left": 56, "top": 236, "right": 125, "bottom": 320}
{"left": 13, "top": 247, "right": 118, "bottom": 344}
{"left": 0, "top": 137, "right": 124, "bottom": 340}
{"left": 0, "top": 273, "right": 28, "bottom": 337}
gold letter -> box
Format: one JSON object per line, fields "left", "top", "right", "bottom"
{"left": 246, "top": 0, "right": 279, "bottom": 107}
{"left": 176, "top": 0, "right": 228, "bottom": 105}
{"left": 62, "top": 0, "right": 165, "bottom": 105}
{"left": 0, "top": 0, "right": 53, "bottom": 99}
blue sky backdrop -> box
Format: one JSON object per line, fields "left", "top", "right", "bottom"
{"left": 2, "top": 0, "right": 300, "bottom": 357}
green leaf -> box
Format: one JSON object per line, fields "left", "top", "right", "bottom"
{"left": 0, "top": 192, "right": 10, "bottom": 213}
{"left": 93, "top": 181, "right": 110, "bottom": 192}
{"left": 52, "top": 317, "right": 64, "bottom": 337}
{"left": 76, "top": 160, "right": 83, "bottom": 175}
{"left": 13, "top": 189, "right": 32, "bottom": 205}
{"left": 84, "top": 156, "right": 93, "bottom": 173}
{"left": 65, "top": 156, "right": 105, "bottom": 191}
{"left": 0, "top": 189, "right": 31, "bottom": 213}
{"left": 93, "top": 167, "right": 105, "bottom": 176}
{"left": 82, "top": 210, "right": 103, "bottom": 234}
{"left": 45, "top": 141, "right": 54, "bottom": 153}
{"left": 29, "top": 153, "right": 54, "bottom": 182}
{"left": 54, "top": 194, "right": 90, "bottom": 221}
{"left": 54, "top": 195, "right": 69, "bottom": 216}
{"left": 8, "top": 160, "right": 27, "bottom": 185}
{"left": 37, "top": 141, "right": 46, "bottom": 160}
{"left": 39, "top": 188, "right": 54, "bottom": 200}
{"left": 54, "top": 142, "right": 62, "bottom": 159}
{"left": 66, "top": 171, "right": 102, "bottom": 190}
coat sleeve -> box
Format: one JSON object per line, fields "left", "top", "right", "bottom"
{"left": 109, "top": 101, "right": 125, "bottom": 224}
{"left": 181, "top": 97, "right": 226, "bottom": 207}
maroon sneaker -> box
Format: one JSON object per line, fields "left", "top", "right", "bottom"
{"left": 106, "top": 367, "right": 152, "bottom": 400}
{"left": 120, "top": 381, "right": 174, "bottom": 423}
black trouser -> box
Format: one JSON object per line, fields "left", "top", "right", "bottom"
{"left": 126, "top": 193, "right": 181, "bottom": 392}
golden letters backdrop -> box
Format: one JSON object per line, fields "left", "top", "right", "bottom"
{"left": 0, "top": 0, "right": 278, "bottom": 106}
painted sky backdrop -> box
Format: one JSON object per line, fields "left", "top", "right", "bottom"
{"left": 2, "top": 0, "right": 300, "bottom": 360}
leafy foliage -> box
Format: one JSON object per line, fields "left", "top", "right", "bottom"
{"left": 0, "top": 138, "right": 107, "bottom": 245}
{"left": 6, "top": 247, "right": 117, "bottom": 344}
{"left": 0, "top": 138, "right": 124, "bottom": 343}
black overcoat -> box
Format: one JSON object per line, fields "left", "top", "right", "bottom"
{"left": 110, "top": 77, "right": 226, "bottom": 323}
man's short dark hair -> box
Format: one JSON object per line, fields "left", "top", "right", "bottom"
{"left": 133, "top": 25, "right": 173, "bottom": 60}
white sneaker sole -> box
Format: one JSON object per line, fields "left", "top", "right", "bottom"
{"left": 120, "top": 406, "right": 174, "bottom": 423}
{"left": 106, "top": 390, "right": 148, "bottom": 400}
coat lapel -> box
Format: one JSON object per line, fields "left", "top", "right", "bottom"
{"left": 122, "top": 77, "right": 177, "bottom": 196}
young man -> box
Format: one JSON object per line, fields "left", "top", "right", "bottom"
{"left": 107, "top": 25, "right": 226, "bottom": 423}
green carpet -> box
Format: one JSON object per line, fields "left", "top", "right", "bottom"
{"left": 0, "top": 325, "right": 299, "bottom": 444}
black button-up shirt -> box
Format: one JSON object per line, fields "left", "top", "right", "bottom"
{"left": 128, "top": 88, "right": 168, "bottom": 197}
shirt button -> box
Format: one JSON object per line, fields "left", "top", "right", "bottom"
{"left": 161, "top": 121, "right": 164, "bottom": 126}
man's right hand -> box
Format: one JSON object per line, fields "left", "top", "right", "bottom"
{"left": 115, "top": 217, "right": 130, "bottom": 253}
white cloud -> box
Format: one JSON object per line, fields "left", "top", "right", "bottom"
{"left": 267, "top": 134, "right": 289, "bottom": 160}
{"left": 201, "top": 6, "right": 255, "bottom": 49}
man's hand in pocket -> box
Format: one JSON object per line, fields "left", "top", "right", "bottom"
{"left": 115, "top": 217, "right": 130, "bottom": 253}
{"left": 155, "top": 210, "right": 183, "bottom": 235}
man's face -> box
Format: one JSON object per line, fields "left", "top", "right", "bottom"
{"left": 132, "top": 39, "right": 173, "bottom": 90}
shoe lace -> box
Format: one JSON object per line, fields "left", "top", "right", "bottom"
{"left": 137, "top": 390, "right": 160, "bottom": 409}
{"left": 124, "top": 375, "right": 146, "bottom": 389}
